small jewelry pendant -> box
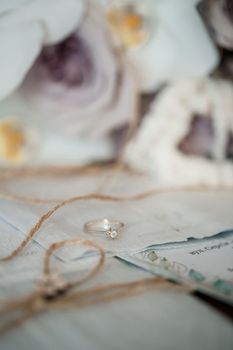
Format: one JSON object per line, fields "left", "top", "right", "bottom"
{"left": 106, "top": 227, "right": 118, "bottom": 239}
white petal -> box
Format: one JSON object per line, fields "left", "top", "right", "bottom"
{"left": 36, "top": 133, "right": 115, "bottom": 165}
{"left": 0, "top": 0, "right": 85, "bottom": 45}
{"left": 0, "top": 22, "right": 43, "bottom": 100}
{"left": 0, "top": 0, "right": 31, "bottom": 15}
{"left": 128, "top": 0, "right": 219, "bottom": 92}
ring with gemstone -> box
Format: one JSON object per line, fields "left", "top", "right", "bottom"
{"left": 83, "top": 218, "right": 125, "bottom": 240}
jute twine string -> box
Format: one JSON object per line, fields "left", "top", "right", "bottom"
{"left": 0, "top": 177, "right": 196, "bottom": 336}
{"left": 0, "top": 182, "right": 199, "bottom": 336}
{"left": 0, "top": 164, "right": 116, "bottom": 180}
{"left": 0, "top": 184, "right": 233, "bottom": 204}
{"left": 0, "top": 236, "right": 191, "bottom": 335}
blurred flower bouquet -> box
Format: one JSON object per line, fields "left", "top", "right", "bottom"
{"left": 0, "top": 0, "right": 232, "bottom": 187}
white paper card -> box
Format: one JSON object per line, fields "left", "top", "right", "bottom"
{"left": 118, "top": 230, "right": 233, "bottom": 305}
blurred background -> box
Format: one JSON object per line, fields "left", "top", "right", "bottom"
{"left": 0, "top": 0, "right": 232, "bottom": 187}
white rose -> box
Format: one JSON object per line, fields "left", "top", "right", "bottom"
{"left": 0, "top": 0, "right": 138, "bottom": 167}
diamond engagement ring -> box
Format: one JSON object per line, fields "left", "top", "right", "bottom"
{"left": 83, "top": 219, "right": 125, "bottom": 239}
